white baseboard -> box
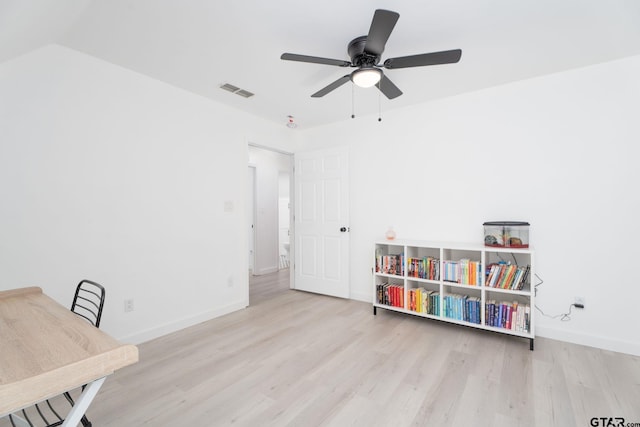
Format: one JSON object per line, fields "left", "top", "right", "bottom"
{"left": 536, "top": 325, "right": 640, "bottom": 356}
{"left": 253, "top": 266, "right": 279, "bottom": 275}
{"left": 118, "top": 300, "right": 247, "bottom": 344}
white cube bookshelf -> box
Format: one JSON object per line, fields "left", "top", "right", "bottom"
{"left": 373, "top": 239, "right": 535, "bottom": 350}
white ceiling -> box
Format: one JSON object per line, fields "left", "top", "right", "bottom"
{"left": 2, "top": 0, "right": 640, "bottom": 129}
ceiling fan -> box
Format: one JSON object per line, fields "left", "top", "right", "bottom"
{"left": 281, "top": 9, "right": 462, "bottom": 99}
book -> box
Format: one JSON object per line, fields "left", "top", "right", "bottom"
{"left": 485, "top": 264, "right": 498, "bottom": 286}
{"left": 491, "top": 264, "right": 505, "bottom": 287}
{"left": 517, "top": 265, "right": 531, "bottom": 290}
{"left": 430, "top": 291, "right": 440, "bottom": 316}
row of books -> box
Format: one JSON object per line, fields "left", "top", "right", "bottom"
{"left": 443, "top": 293, "right": 481, "bottom": 324}
{"left": 485, "top": 300, "right": 530, "bottom": 333}
{"left": 442, "top": 259, "right": 483, "bottom": 286}
{"left": 485, "top": 264, "right": 530, "bottom": 290}
{"left": 375, "top": 253, "right": 404, "bottom": 276}
{"left": 376, "top": 282, "right": 404, "bottom": 308}
{"left": 407, "top": 287, "right": 440, "bottom": 316}
{"left": 407, "top": 256, "right": 440, "bottom": 280}
{"left": 376, "top": 284, "right": 530, "bottom": 333}
{"left": 376, "top": 256, "right": 530, "bottom": 291}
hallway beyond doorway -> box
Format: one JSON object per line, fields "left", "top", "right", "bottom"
{"left": 249, "top": 268, "right": 290, "bottom": 305}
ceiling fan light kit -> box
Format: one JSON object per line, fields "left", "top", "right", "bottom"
{"left": 351, "top": 67, "right": 382, "bottom": 88}
{"left": 281, "top": 9, "right": 462, "bottom": 100}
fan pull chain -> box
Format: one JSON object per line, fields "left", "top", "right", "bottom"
{"left": 351, "top": 83, "right": 355, "bottom": 119}
{"left": 378, "top": 87, "right": 382, "bottom": 122}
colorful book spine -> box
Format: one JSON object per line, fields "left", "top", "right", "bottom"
{"left": 443, "top": 259, "right": 481, "bottom": 285}
{"left": 483, "top": 300, "right": 530, "bottom": 332}
{"left": 484, "top": 264, "right": 531, "bottom": 290}
{"left": 376, "top": 282, "right": 406, "bottom": 309}
{"left": 442, "top": 293, "right": 480, "bottom": 324}
{"left": 376, "top": 253, "right": 405, "bottom": 276}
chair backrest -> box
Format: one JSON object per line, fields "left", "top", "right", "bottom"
{"left": 70, "top": 279, "right": 106, "bottom": 328}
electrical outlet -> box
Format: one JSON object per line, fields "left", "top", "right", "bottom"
{"left": 124, "top": 299, "right": 134, "bottom": 312}
{"left": 574, "top": 296, "right": 585, "bottom": 308}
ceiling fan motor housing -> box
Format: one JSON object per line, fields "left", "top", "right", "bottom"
{"left": 348, "top": 36, "right": 380, "bottom": 67}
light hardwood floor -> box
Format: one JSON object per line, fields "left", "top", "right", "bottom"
{"left": 9, "top": 269, "right": 639, "bottom": 426}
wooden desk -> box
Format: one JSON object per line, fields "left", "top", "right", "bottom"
{"left": 0, "top": 287, "right": 138, "bottom": 425}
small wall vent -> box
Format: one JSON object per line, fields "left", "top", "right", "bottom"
{"left": 220, "top": 83, "right": 254, "bottom": 98}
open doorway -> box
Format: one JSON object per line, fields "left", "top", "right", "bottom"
{"left": 247, "top": 165, "right": 256, "bottom": 274}
{"left": 277, "top": 171, "right": 291, "bottom": 269}
{"left": 248, "top": 145, "right": 293, "bottom": 304}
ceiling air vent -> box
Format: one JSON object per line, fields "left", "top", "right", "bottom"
{"left": 220, "top": 83, "right": 254, "bottom": 98}
{"left": 235, "top": 89, "right": 254, "bottom": 98}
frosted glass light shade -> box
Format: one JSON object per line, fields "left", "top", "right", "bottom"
{"left": 351, "top": 68, "right": 382, "bottom": 88}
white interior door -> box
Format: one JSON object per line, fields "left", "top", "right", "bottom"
{"left": 294, "top": 147, "right": 349, "bottom": 298}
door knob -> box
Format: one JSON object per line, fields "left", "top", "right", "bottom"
{"left": 340, "top": 227, "right": 348, "bottom": 232}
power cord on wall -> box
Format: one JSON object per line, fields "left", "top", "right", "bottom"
{"left": 533, "top": 273, "right": 582, "bottom": 321}
{"left": 536, "top": 303, "right": 579, "bottom": 322}
{"left": 494, "top": 253, "right": 578, "bottom": 320}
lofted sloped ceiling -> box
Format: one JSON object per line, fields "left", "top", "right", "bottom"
{"left": 2, "top": 0, "right": 640, "bottom": 129}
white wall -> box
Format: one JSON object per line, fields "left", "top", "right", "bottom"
{"left": 294, "top": 54, "right": 640, "bottom": 356}
{"left": 0, "top": 45, "right": 293, "bottom": 343}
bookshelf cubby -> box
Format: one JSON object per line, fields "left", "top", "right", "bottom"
{"left": 374, "top": 239, "right": 535, "bottom": 350}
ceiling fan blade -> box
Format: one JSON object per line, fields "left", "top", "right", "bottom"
{"left": 376, "top": 74, "right": 403, "bottom": 99}
{"left": 281, "top": 53, "right": 351, "bottom": 67}
{"left": 364, "top": 9, "right": 399, "bottom": 56}
{"left": 383, "top": 49, "right": 462, "bottom": 69}
{"left": 311, "top": 75, "right": 351, "bottom": 97}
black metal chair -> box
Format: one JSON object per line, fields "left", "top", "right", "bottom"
{"left": 70, "top": 279, "right": 106, "bottom": 328}
{"left": 9, "top": 280, "right": 106, "bottom": 427}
